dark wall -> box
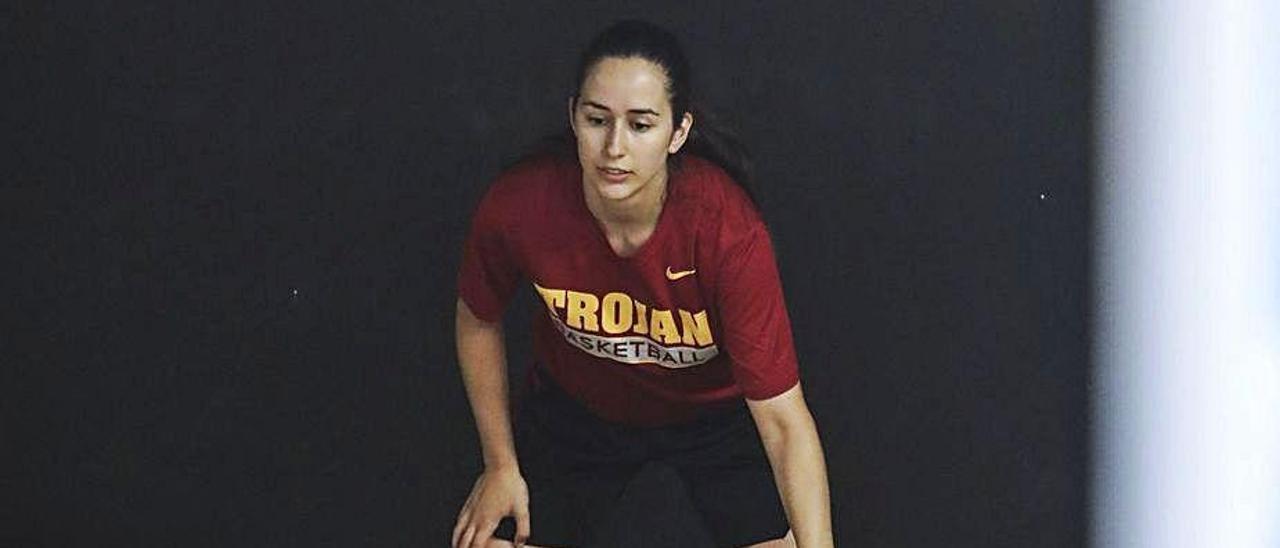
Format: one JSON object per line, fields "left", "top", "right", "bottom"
{"left": 6, "top": 1, "right": 1092, "bottom": 546}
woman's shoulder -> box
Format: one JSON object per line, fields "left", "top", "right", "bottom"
{"left": 491, "top": 151, "right": 576, "bottom": 191}
{"left": 476, "top": 151, "right": 577, "bottom": 210}
{"left": 678, "top": 155, "right": 763, "bottom": 229}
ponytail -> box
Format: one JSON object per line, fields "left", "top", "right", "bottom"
{"left": 571, "top": 20, "right": 760, "bottom": 206}
{"left": 510, "top": 22, "right": 760, "bottom": 207}
{"left": 679, "top": 106, "right": 757, "bottom": 206}
{"left": 515, "top": 109, "right": 759, "bottom": 208}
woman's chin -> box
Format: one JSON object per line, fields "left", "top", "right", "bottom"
{"left": 591, "top": 180, "right": 640, "bottom": 201}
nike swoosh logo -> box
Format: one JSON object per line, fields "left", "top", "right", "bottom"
{"left": 665, "top": 267, "right": 696, "bottom": 281}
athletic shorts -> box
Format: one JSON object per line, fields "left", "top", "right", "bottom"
{"left": 492, "top": 368, "right": 789, "bottom": 547}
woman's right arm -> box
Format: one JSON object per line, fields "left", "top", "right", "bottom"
{"left": 451, "top": 298, "right": 531, "bottom": 548}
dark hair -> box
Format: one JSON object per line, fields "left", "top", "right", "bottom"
{"left": 557, "top": 20, "right": 758, "bottom": 204}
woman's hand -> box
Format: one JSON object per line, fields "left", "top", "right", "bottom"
{"left": 452, "top": 465, "right": 531, "bottom": 548}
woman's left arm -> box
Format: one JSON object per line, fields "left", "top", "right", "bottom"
{"left": 747, "top": 382, "right": 834, "bottom": 548}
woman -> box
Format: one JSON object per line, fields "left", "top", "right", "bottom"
{"left": 452, "top": 20, "right": 833, "bottom": 548}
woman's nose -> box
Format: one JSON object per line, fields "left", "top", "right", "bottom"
{"left": 604, "top": 122, "right": 625, "bottom": 157}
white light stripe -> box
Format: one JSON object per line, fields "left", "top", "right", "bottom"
{"left": 1094, "top": 0, "right": 1280, "bottom": 546}
{"left": 547, "top": 312, "right": 720, "bottom": 369}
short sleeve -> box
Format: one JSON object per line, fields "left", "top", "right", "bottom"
{"left": 456, "top": 183, "right": 523, "bottom": 323}
{"left": 715, "top": 224, "right": 801, "bottom": 400}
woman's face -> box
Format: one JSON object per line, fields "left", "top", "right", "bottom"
{"left": 570, "top": 56, "right": 692, "bottom": 204}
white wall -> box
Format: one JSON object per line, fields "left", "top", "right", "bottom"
{"left": 1094, "top": 1, "right": 1280, "bottom": 546}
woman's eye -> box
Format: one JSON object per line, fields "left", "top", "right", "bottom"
{"left": 587, "top": 116, "right": 606, "bottom": 126}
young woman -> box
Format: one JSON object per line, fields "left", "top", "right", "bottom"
{"left": 451, "top": 20, "right": 833, "bottom": 548}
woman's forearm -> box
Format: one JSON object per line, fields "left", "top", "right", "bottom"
{"left": 751, "top": 387, "right": 834, "bottom": 547}
{"left": 455, "top": 298, "right": 519, "bottom": 470}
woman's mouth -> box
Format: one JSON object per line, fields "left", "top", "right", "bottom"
{"left": 597, "top": 166, "right": 631, "bottom": 183}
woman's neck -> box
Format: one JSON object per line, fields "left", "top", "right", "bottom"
{"left": 583, "top": 172, "right": 669, "bottom": 231}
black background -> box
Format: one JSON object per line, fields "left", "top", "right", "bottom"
{"left": 6, "top": 1, "right": 1092, "bottom": 546}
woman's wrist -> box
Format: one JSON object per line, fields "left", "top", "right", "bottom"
{"left": 483, "top": 456, "right": 520, "bottom": 474}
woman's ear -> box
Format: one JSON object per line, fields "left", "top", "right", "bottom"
{"left": 668, "top": 112, "right": 694, "bottom": 154}
{"left": 567, "top": 96, "right": 579, "bottom": 136}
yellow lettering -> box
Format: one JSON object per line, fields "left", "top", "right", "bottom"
{"left": 634, "top": 302, "right": 649, "bottom": 335}
{"left": 533, "top": 283, "right": 565, "bottom": 316}
{"left": 650, "top": 309, "right": 681, "bottom": 344}
{"left": 565, "top": 290, "right": 599, "bottom": 331}
{"left": 600, "top": 292, "right": 633, "bottom": 335}
{"left": 679, "top": 309, "right": 714, "bottom": 346}
{"left": 534, "top": 285, "right": 714, "bottom": 349}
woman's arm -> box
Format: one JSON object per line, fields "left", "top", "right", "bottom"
{"left": 455, "top": 297, "right": 518, "bottom": 471}
{"left": 746, "top": 382, "right": 834, "bottom": 548}
{"left": 452, "top": 298, "right": 531, "bottom": 548}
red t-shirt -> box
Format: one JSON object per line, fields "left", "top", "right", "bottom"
{"left": 457, "top": 153, "right": 799, "bottom": 426}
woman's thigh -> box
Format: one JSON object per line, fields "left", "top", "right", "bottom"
{"left": 658, "top": 407, "right": 790, "bottom": 547}
{"left": 492, "top": 378, "right": 645, "bottom": 546}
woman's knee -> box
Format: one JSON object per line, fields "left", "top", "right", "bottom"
{"left": 742, "top": 528, "right": 795, "bottom": 548}
{"left": 484, "top": 539, "right": 552, "bottom": 548}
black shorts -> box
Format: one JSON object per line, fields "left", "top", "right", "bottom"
{"left": 493, "top": 369, "right": 789, "bottom": 547}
